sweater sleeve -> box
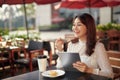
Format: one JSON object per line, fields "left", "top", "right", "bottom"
{"left": 93, "top": 43, "right": 114, "bottom": 78}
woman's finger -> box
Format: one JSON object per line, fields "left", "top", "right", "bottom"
{"left": 73, "top": 65, "right": 86, "bottom": 72}
{"left": 73, "top": 62, "right": 88, "bottom": 72}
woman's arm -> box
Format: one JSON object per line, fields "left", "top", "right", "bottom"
{"left": 55, "top": 38, "right": 65, "bottom": 68}
{"left": 94, "top": 43, "right": 114, "bottom": 78}
{"left": 73, "top": 43, "right": 114, "bottom": 78}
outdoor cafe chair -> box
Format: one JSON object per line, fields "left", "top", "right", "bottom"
{"left": 0, "top": 48, "right": 11, "bottom": 74}
{"left": 43, "top": 41, "right": 58, "bottom": 66}
{"left": 107, "top": 50, "right": 120, "bottom": 80}
{"left": 13, "top": 40, "right": 44, "bottom": 73}
{"left": 107, "top": 30, "right": 120, "bottom": 51}
{"left": 14, "top": 40, "right": 59, "bottom": 74}
{"left": 15, "top": 38, "right": 25, "bottom": 48}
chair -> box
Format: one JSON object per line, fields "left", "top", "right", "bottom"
{"left": 107, "top": 30, "right": 120, "bottom": 51}
{"left": 14, "top": 40, "right": 44, "bottom": 74}
{"left": 96, "top": 31, "right": 105, "bottom": 40}
{"left": 107, "top": 50, "right": 120, "bottom": 80}
{"left": 16, "top": 39, "right": 25, "bottom": 48}
{"left": 96, "top": 32, "right": 109, "bottom": 50}
{"left": 0, "top": 48, "right": 11, "bottom": 74}
{"left": 43, "top": 41, "right": 58, "bottom": 66}
{"left": 6, "top": 41, "right": 12, "bottom": 47}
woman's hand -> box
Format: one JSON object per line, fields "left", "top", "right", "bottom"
{"left": 73, "top": 61, "right": 93, "bottom": 73}
{"left": 55, "top": 38, "right": 64, "bottom": 51}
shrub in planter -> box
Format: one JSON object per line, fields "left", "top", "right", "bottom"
{"left": 97, "top": 23, "right": 120, "bottom": 31}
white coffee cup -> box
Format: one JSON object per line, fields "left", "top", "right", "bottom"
{"left": 37, "top": 55, "right": 47, "bottom": 72}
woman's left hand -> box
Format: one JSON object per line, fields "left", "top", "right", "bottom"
{"left": 73, "top": 61, "right": 93, "bottom": 73}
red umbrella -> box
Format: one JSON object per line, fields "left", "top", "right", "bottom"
{"left": 1, "top": 0, "right": 33, "bottom": 4}
{"left": 60, "top": 0, "right": 120, "bottom": 10}
{"left": 59, "top": 0, "right": 120, "bottom": 20}
{"left": 0, "top": 0, "right": 61, "bottom": 5}
{"left": 35, "top": 0, "right": 61, "bottom": 4}
{"left": 0, "top": 0, "right": 61, "bottom": 38}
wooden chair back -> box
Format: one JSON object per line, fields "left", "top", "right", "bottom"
{"left": 13, "top": 40, "right": 44, "bottom": 73}
{"left": 27, "top": 40, "right": 43, "bottom": 57}
{"left": 0, "top": 48, "right": 10, "bottom": 71}
{"left": 16, "top": 39, "right": 25, "bottom": 48}
{"left": 96, "top": 31, "right": 105, "bottom": 39}
{"left": 107, "top": 30, "right": 120, "bottom": 50}
{"left": 107, "top": 51, "right": 120, "bottom": 79}
{"left": 6, "top": 41, "right": 12, "bottom": 46}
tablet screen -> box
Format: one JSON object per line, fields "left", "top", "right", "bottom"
{"left": 58, "top": 52, "right": 80, "bottom": 72}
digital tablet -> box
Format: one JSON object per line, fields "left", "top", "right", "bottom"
{"left": 58, "top": 52, "right": 81, "bottom": 72}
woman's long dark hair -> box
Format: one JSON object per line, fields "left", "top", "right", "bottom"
{"left": 73, "top": 13, "right": 96, "bottom": 56}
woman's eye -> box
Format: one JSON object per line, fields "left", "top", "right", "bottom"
{"left": 77, "top": 24, "right": 81, "bottom": 26}
{"left": 73, "top": 24, "right": 81, "bottom": 26}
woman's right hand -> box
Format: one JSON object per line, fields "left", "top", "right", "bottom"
{"left": 55, "top": 38, "right": 64, "bottom": 51}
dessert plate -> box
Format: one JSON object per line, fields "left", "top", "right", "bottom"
{"left": 42, "top": 70, "right": 65, "bottom": 78}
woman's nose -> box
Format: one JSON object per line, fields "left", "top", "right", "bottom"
{"left": 73, "top": 25, "right": 78, "bottom": 30}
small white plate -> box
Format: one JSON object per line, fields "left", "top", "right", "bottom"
{"left": 42, "top": 70, "right": 65, "bottom": 78}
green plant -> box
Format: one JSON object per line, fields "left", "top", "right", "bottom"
{"left": 97, "top": 23, "right": 120, "bottom": 31}
{"left": 0, "top": 28, "right": 9, "bottom": 36}
{"left": 96, "top": 24, "right": 107, "bottom": 31}
{"left": 113, "top": 24, "right": 120, "bottom": 31}
{"left": 16, "top": 35, "right": 28, "bottom": 40}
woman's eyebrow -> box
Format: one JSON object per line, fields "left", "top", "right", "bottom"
{"left": 73, "top": 22, "right": 81, "bottom": 24}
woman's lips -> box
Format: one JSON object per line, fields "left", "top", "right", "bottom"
{"left": 74, "top": 31, "right": 80, "bottom": 35}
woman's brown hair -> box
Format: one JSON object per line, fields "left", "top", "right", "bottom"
{"left": 73, "top": 13, "right": 96, "bottom": 56}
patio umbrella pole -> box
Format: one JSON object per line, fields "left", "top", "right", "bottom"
{"left": 88, "top": 7, "right": 91, "bottom": 14}
{"left": 88, "top": 0, "right": 91, "bottom": 14}
{"left": 111, "top": 7, "right": 113, "bottom": 22}
{"left": 23, "top": 0, "right": 29, "bottom": 39}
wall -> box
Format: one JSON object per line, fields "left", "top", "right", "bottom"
{"left": 99, "top": 7, "right": 111, "bottom": 24}
{"left": 35, "top": 4, "right": 52, "bottom": 30}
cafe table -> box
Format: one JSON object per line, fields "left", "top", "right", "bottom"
{"left": 2, "top": 68, "right": 112, "bottom": 80}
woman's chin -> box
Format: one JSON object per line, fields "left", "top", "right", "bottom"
{"left": 74, "top": 34, "right": 79, "bottom": 38}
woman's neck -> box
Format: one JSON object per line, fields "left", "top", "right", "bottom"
{"left": 79, "top": 36, "right": 87, "bottom": 43}
{"left": 71, "top": 36, "right": 87, "bottom": 43}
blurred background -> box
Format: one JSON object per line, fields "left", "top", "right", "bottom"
{"left": 0, "top": 1, "right": 119, "bottom": 39}
{"left": 0, "top": 0, "right": 120, "bottom": 79}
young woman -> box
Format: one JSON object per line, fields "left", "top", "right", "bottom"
{"left": 55, "top": 13, "right": 113, "bottom": 78}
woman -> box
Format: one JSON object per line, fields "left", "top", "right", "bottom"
{"left": 55, "top": 13, "right": 113, "bottom": 78}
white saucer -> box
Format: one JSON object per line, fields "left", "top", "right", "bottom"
{"left": 42, "top": 70, "right": 65, "bottom": 78}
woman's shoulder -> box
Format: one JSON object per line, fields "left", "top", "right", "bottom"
{"left": 94, "top": 41, "right": 106, "bottom": 52}
{"left": 96, "top": 41, "right": 103, "bottom": 46}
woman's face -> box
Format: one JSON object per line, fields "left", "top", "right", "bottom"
{"left": 72, "top": 18, "right": 87, "bottom": 39}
